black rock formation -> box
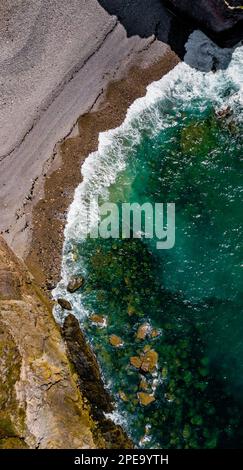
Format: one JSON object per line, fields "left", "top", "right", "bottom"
{"left": 166, "top": 0, "right": 243, "bottom": 45}
{"left": 97, "top": 0, "right": 243, "bottom": 59}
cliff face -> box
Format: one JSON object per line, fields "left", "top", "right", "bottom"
{"left": 0, "top": 236, "right": 97, "bottom": 449}
{"left": 167, "top": 0, "right": 243, "bottom": 33}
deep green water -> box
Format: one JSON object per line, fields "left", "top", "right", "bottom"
{"left": 56, "top": 42, "right": 243, "bottom": 448}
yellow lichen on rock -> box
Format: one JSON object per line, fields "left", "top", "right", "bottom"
{"left": 137, "top": 392, "right": 155, "bottom": 407}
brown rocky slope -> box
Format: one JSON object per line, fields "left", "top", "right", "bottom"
{"left": 0, "top": 236, "right": 131, "bottom": 449}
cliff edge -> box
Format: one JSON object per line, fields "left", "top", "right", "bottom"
{"left": 0, "top": 236, "right": 97, "bottom": 449}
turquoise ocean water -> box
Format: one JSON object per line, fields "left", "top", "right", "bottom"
{"left": 54, "top": 33, "right": 243, "bottom": 448}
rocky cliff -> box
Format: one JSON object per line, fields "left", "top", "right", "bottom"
{"left": 0, "top": 236, "right": 131, "bottom": 449}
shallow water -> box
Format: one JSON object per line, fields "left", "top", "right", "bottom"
{"left": 54, "top": 33, "right": 243, "bottom": 448}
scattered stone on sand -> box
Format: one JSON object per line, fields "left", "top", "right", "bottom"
{"left": 67, "top": 276, "right": 84, "bottom": 293}
{"left": 141, "top": 350, "right": 158, "bottom": 373}
{"left": 137, "top": 392, "right": 155, "bottom": 407}
{"left": 57, "top": 298, "right": 72, "bottom": 311}
{"left": 90, "top": 314, "right": 107, "bottom": 328}
{"left": 130, "top": 356, "right": 142, "bottom": 369}
{"left": 109, "top": 335, "right": 124, "bottom": 348}
{"left": 136, "top": 323, "right": 150, "bottom": 340}
{"left": 119, "top": 391, "right": 129, "bottom": 402}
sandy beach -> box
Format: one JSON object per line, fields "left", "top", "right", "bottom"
{"left": 0, "top": 0, "right": 179, "bottom": 291}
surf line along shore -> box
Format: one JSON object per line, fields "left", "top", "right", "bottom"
{"left": 74, "top": 454, "right": 169, "bottom": 466}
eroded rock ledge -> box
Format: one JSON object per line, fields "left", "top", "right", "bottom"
{"left": 166, "top": 0, "right": 243, "bottom": 44}
{"left": 0, "top": 236, "right": 131, "bottom": 449}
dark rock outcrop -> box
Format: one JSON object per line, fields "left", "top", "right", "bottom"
{"left": 63, "top": 314, "right": 133, "bottom": 449}
{"left": 166, "top": 0, "right": 243, "bottom": 43}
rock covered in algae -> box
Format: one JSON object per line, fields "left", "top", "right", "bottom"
{"left": 130, "top": 349, "right": 158, "bottom": 373}
{"left": 151, "top": 329, "right": 160, "bottom": 338}
{"left": 119, "top": 391, "right": 129, "bottom": 402}
{"left": 137, "top": 392, "right": 156, "bottom": 407}
{"left": 109, "top": 335, "right": 124, "bottom": 348}
{"left": 141, "top": 350, "right": 158, "bottom": 373}
{"left": 63, "top": 314, "right": 133, "bottom": 449}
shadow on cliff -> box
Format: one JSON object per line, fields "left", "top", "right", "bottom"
{"left": 97, "top": 0, "right": 193, "bottom": 59}
{"left": 97, "top": 0, "right": 242, "bottom": 70}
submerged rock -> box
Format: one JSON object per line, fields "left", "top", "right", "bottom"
{"left": 137, "top": 392, "right": 156, "bottom": 407}
{"left": 127, "top": 304, "right": 137, "bottom": 316}
{"left": 67, "top": 276, "right": 84, "bottom": 293}
{"left": 119, "top": 391, "right": 129, "bottom": 402}
{"left": 109, "top": 335, "right": 124, "bottom": 348}
{"left": 130, "top": 356, "right": 142, "bottom": 369}
{"left": 141, "top": 350, "right": 159, "bottom": 374}
{"left": 57, "top": 298, "right": 72, "bottom": 310}
{"left": 151, "top": 328, "right": 160, "bottom": 338}
{"left": 167, "top": 0, "right": 243, "bottom": 37}
{"left": 136, "top": 323, "right": 150, "bottom": 340}
{"left": 63, "top": 315, "right": 133, "bottom": 448}
{"left": 139, "top": 378, "right": 149, "bottom": 391}
{"left": 90, "top": 314, "right": 107, "bottom": 328}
